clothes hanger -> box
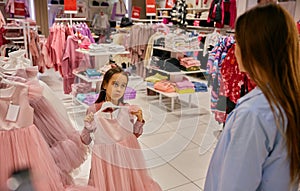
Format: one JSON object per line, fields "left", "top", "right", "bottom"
{"left": 99, "top": 101, "right": 128, "bottom": 112}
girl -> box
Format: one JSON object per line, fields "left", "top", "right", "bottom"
{"left": 204, "top": 3, "right": 300, "bottom": 191}
{"left": 81, "top": 66, "right": 162, "bottom": 191}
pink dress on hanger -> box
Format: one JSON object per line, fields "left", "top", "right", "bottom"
{"left": 83, "top": 102, "right": 162, "bottom": 191}
{"left": 27, "top": 79, "right": 88, "bottom": 185}
{"left": 13, "top": 67, "right": 88, "bottom": 186}
{"left": 0, "top": 83, "right": 65, "bottom": 191}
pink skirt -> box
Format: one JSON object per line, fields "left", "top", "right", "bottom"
{"left": 0, "top": 125, "right": 65, "bottom": 191}
{"left": 31, "top": 97, "right": 88, "bottom": 180}
{"left": 88, "top": 134, "right": 162, "bottom": 191}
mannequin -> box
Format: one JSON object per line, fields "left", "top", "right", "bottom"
{"left": 111, "top": 0, "right": 127, "bottom": 21}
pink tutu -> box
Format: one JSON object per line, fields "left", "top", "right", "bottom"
{"left": 88, "top": 106, "right": 162, "bottom": 191}
{"left": 0, "top": 125, "right": 65, "bottom": 191}
{"left": 27, "top": 80, "right": 88, "bottom": 184}
{"left": 89, "top": 136, "right": 162, "bottom": 191}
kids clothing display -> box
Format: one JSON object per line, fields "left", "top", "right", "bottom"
{"left": 0, "top": 83, "right": 65, "bottom": 191}
{"left": 81, "top": 102, "right": 162, "bottom": 191}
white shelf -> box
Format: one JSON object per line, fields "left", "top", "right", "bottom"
{"left": 132, "top": 18, "right": 163, "bottom": 22}
{"left": 4, "top": 36, "right": 24, "bottom": 40}
{"left": 186, "top": 26, "right": 215, "bottom": 30}
{"left": 186, "top": 8, "right": 209, "bottom": 11}
{"left": 147, "top": 86, "right": 195, "bottom": 111}
{"left": 12, "top": 41, "right": 25, "bottom": 44}
{"left": 73, "top": 71, "right": 103, "bottom": 83}
{"left": 4, "top": 26, "right": 24, "bottom": 29}
{"left": 157, "top": 16, "right": 171, "bottom": 19}
{"left": 74, "top": 97, "right": 89, "bottom": 108}
{"left": 55, "top": 17, "right": 87, "bottom": 21}
{"left": 147, "top": 67, "right": 205, "bottom": 75}
{"left": 76, "top": 49, "right": 129, "bottom": 56}
{"left": 4, "top": 25, "right": 39, "bottom": 30}
{"left": 156, "top": 8, "right": 172, "bottom": 11}
{"left": 186, "top": 18, "right": 203, "bottom": 21}
{"left": 153, "top": 46, "right": 203, "bottom": 52}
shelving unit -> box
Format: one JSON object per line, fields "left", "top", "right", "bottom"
{"left": 153, "top": 46, "right": 203, "bottom": 52}
{"left": 72, "top": 71, "right": 103, "bottom": 83}
{"left": 3, "top": 20, "right": 33, "bottom": 61}
{"left": 147, "top": 45, "right": 205, "bottom": 111}
{"left": 75, "top": 49, "right": 129, "bottom": 56}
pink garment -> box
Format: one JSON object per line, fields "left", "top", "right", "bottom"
{"left": 229, "top": 0, "right": 237, "bottom": 29}
{"left": 62, "top": 35, "right": 91, "bottom": 94}
{"left": 0, "top": 84, "right": 65, "bottom": 191}
{"left": 154, "top": 81, "right": 176, "bottom": 93}
{"left": 81, "top": 102, "right": 162, "bottom": 191}
{"left": 26, "top": 80, "right": 88, "bottom": 185}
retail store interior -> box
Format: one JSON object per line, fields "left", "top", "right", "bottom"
{"left": 0, "top": 0, "right": 300, "bottom": 190}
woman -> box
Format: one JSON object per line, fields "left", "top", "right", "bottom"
{"left": 204, "top": 3, "right": 300, "bottom": 191}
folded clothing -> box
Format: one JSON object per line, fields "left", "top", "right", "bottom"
{"left": 86, "top": 68, "right": 101, "bottom": 77}
{"left": 76, "top": 92, "right": 99, "bottom": 105}
{"left": 124, "top": 87, "right": 136, "bottom": 100}
{"left": 175, "top": 80, "right": 194, "bottom": 90}
{"left": 192, "top": 81, "right": 208, "bottom": 92}
{"left": 154, "top": 80, "right": 175, "bottom": 93}
{"left": 71, "top": 83, "right": 93, "bottom": 96}
{"left": 79, "top": 41, "right": 92, "bottom": 49}
{"left": 145, "top": 73, "right": 168, "bottom": 83}
{"left": 175, "top": 88, "right": 195, "bottom": 94}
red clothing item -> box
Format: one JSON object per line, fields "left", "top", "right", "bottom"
{"left": 221, "top": 45, "right": 256, "bottom": 104}
{"left": 62, "top": 35, "right": 90, "bottom": 94}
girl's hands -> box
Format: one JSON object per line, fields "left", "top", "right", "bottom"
{"left": 84, "top": 112, "right": 96, "bottom": 131}
{"left": 129, "top": 105, "right": 144, "bottom": 122}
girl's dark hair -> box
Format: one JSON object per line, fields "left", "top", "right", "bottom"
{"left": 235, "top": 3, "right": 300, "bottom": 184}
{"left": 95, "top": 66, "right": 128, "bottom": 104}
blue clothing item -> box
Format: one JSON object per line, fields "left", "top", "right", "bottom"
{"left": 204, "top": 87, "right": 298, "bottom": 191}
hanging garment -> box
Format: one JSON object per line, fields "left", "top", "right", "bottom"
{"left": 84, "top": 102, "right": 162, "bottom": 191}
{"left": 0, "top": 82, "right": 65, "bottom": 191}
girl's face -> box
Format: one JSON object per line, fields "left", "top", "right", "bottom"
{"left": 104, "top": 73, "right": 128, "bottom": 104}
{"left": 234, "top": 43, "right": 245, "bottom": 72}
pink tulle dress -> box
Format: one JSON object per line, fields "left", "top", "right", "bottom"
{"left": 0, "top": 82, "right": 66, "bottom": 191}
{"left": 12, "top": 67, "right": 88, "bottom": 185}
{"left": 83, "top": 103, "right": 162, "bottom": 191}
{"left": 27, "top": 79, "right": 88, "bottom": 185}
{"left": 0, "top": 78, "right": 96, "bottom": 191}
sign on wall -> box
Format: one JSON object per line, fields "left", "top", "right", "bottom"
{"left": 64, "top": 0, "right": 77, "bottom": 13}
{"left": 132, "top": 6, "right": 141, "bottom": 19}
{"left": 146, "top": 0, "right": 156, "bottom": 16}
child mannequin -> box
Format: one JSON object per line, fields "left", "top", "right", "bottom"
{"left": 81, "top": 66, "right": 162, "bottom": 191}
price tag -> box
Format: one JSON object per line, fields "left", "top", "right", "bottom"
{"left": 5, "top": 104, "right": 20, "bottom": 122}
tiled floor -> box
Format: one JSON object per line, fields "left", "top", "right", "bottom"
{"left": 39, "top": 69, "right": 222, "bottom": 191}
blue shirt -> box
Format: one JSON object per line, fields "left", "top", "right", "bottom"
{"left": 204, "top": 87, "right": 299, "bottom": 191}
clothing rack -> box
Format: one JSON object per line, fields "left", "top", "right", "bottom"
{"left": 3, "top": 19, "right": 33, "bottom": 63}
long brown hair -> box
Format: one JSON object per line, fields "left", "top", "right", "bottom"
{"left": 235, "top": 3, "right": 300, "bottom": 183}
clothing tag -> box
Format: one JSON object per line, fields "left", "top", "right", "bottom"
{"left": 5, "top": 104, "right": 20, "bottom": 122}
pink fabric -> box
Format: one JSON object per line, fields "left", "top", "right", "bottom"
{"left": 62, "top": 35, "right": 91, "bottom": 94}
{"left": 83, "top": 102, "right": 161, "bottom": 190}
{"left": 0, "top": 84, "right": 65, "bottom": 191}
{"left": 26, "top": 80, "right": 88, "bottom": 184}
{"left": 154, "top": 81, "right": 176, "bottom": 93}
